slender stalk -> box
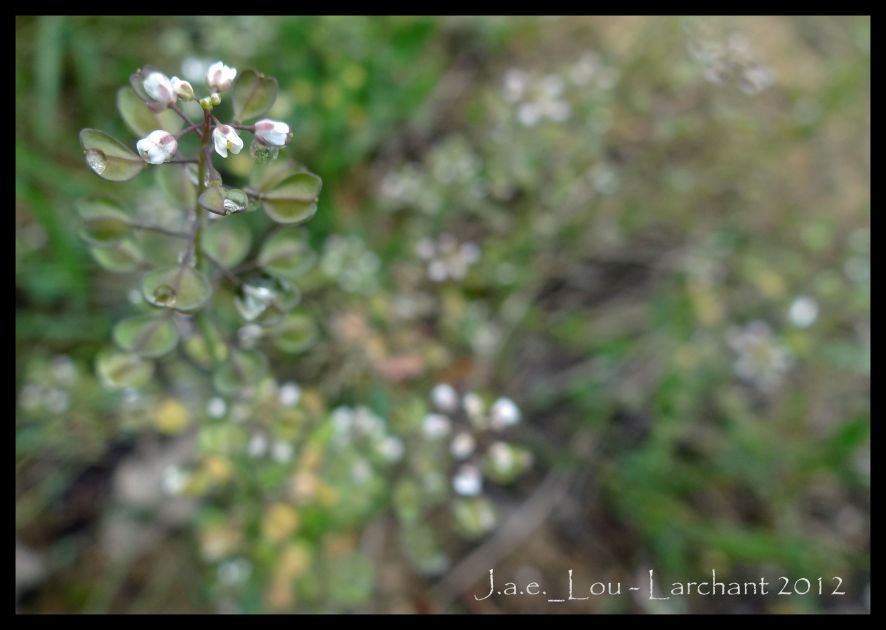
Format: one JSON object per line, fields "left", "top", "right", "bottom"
{"left": 170, "top": 103, "right": 201, "bottom": 136}
{"left": 195, "top": 109, "right": 211, "bottom": 270}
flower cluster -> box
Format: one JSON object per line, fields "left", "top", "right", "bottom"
{"left": 686, "top": 28, "right": 775, "bottom": 95}
{"left": 128, "top": 61, "right": 292, "bottom": 166}
{"left": 415, "top": 234, "right": 480, "bottom": 283}
{"left": 726, "top": 321, "right": 793, "bottom": 391}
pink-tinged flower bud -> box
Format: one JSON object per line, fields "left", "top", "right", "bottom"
{"left": 170, "top": 77, "right": 195, "bottom": 101}
{"left": 212, "top": 124, "right": 244, "bottom": 158}
{"left": 206, "top": 61, "right": 237, "bottom": 92}
{"left": 142, "top": 72, "right": 176, "bottom": 105}
{"left": 254, "top": 119, "right": 292, "bottom": 147}
{"left": 136, "top": 130, "right": 178, "bottom": 164}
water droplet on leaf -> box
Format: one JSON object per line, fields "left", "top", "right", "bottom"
{"left": 85, "top": 149, "right": 107, "bottom": 175}
{"left": 153, "top": 284, "right": 177, "bottom": 307}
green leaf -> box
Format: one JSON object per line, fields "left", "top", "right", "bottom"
{"left": 232, "top": 69, "right": 278, "bottom": 122}
{"left": 183, "top": 317, "right": 228, "bottom": 369}
{"left": 79, "top": 128, "right": 145, "bottom": 181}
{"left": 96, "top": 347, "right": 154, "bottom": 390}
{"left": 482, "top": 442, "right": 533, "bottom": 484}
{"left": 452, "top": 497, "right": 497, "bottom": 540}
{"left": 112, "top": 314, "right": 179, "bottom": 358}
{"left": 76, "top": 197, "right": 131, "bottom": 245}
{"left": 199, "top": 185, "right": 249, "bottom": 216}
{"left": 250, "top": 159, "right": 297, "bottom": 192}
{"left": 155, "top": 163, "right": 196, "bottom": 209}
{"left": 258, "top": 230, "right": 316, "bottom": 279}
{"left": 203, "top": 218, "right": 252, "bottom": 268}
{"left": 261, "top": 172, "right": 322, "bottom": 224}
{"left": 117, "top": 86, "right": 182, "bottom": 137}
{"left": 142, "top": 266, "right": 212, "bottom": 312}
{"left": 271, "top": 312, "right": 317, "bottom": 353}
{"left": 213, "top": 349, "right": 269, "bottom": 395}
{"left": 90, "top": 238, "right": 143, "bottom": 272}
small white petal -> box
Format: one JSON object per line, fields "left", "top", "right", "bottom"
{"left": 431, "top": 383, "right": 458, "bottom": 413}
{"left": 143, "top": 72, "right": 175, "bottom": 105}
{"left": 212, "top": 125, "right": 243, "bottom": 158}
{"left": 450, "top": 432, "right": 476, "bottom": 459}
{"left": 207, "top": 61, "right": 237, "bottom": 92}
{"left": 254, "top": 119, "right": 291, "bottom": 147}
{"left": 422, "top": 413, "right": 452, "bottom": 439}
{"left": 490, "top": 397, "right": 521, "bottom": 430}
{"left": 170, "top": 76, "right": 194, "bottom": 100}
{"left": 136, "top": 130, "right": 177, "bottom": 164}
{"left": 453, "top": 464, "right": 483, "bottom": 496}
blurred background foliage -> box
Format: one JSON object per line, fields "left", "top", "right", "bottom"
{"left": 16, "top": 16, "right": 869, "bottom": 613}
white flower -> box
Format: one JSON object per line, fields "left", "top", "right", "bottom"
{"left": 212, "top": 125, "right": 243, "bottom": 158}
{"left": 278, "top": 382, "right": 301, "bottom": 407}
{"left": 272, "top": 441, "right": 294, "bottom": 463}
{"left": 490, "top": 397, "right": 521, "bottom": 430}
{"left": 136, "top": 130, "right": 178, "bottom": 164}
{"left": 247, "top": 434, "right": 267, "bottom": 458}
{"left": 431, "top": 383, "right": 458, "bottom": 413}
{"left": 788, "top": 296, "right": 819, "bottom": 328}
{"left": 170, "top": 76, "right": 194, "bottom": 100}
{"left": 450, "top": 432, "right": 476, "bottom": 459}
{"left": 207, "top": 61, "right": 237, "bottom": 92}
{"left": 254, "top": 119, "right": 291, "bottom": 147}
{"left": 378, "top": 436, "right": 404, "bottom": 462}
{"left": 206, "top": 397, "right": 227, "bottom": 419}
{"left": 422, "top": 413, "right": 452, "bottom": 439}
{"left": 462, "top": 392, "right": 484, "bottom": 420}
{"left": 453, "top": 464, "right": 483, "bottom": 496}
{"left": 143, "top": 71, "right": 176, "bottom": 105}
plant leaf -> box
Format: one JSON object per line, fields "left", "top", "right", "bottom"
{"left": 258, "top": 230, "right": 316, "bottom": 279}
{"left": 76, "top": 197, "right": 131, "bottom": 245}
{"left": 261, "top": 172, "right": 322, "bottom": 224}
{"left": 117, "top": 86, "right": 182, "bottom": 137}
{"left": 232, "top": 69, "right": 278, "bottom": 122}
{"left": 271, "top": 312, "right": 317, "bottom": 353}
{"left": 199, "top": 186, "right": 249, "bottom": 216}
{"left": 142, "top": 266, "right": 212, "bottom": 312}
{"left": 203, "top": 218, "right": 252, "bottom": 268}
{"left": 79, "top": 128, "right": 145, "bottom": 181}
{"left": 96, "top": 347, "right": 154, "bottom": 390}
{"left": 112, "top": 314, "right": 179, "bottom": 358}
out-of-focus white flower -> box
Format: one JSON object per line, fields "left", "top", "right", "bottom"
{"left": 450, "top": 432, "right": 476, "bottom": 459}
{"left": 272, "top": 441, "right": 294, "bottom": 463}
{"left": 207, "top": 61, "right": 237, "bottom": 92}
{"left": 788, "top": 296, "right": 819, "bottom": 328}
{"left": 212, "top": 124, "right": 243, "bottom": 158}
{"left": 247, "top": 434, "right": 267, "bottom": 458}
{"left": 351, "top": 460, "right": 372, "bottom": 484}
{"left": 143, "top": 71, "right": 176, "bottom": 105}
{"left": 170, "top": 76, "right": 195, "bottom": 100}
{"left": 254, "top": 119, "right": 291, "bottom": 147}
{"left": 378, "top": 436, "right": 404, "bottom": 462}
{"left": 206, "top": 397, "right": 227, "bottom": 419}
{"left": 490, "top": 397, "right": 521, "bottom": 430}
{"left": 453, "top": 464, "right": 483, "bottom": 496}
{"left": 218, "top": 558, "right": 251, "bottom": 586}
{"left": 462, "top": 392, "right": 484, "bottom": 420}
{"left": 726, "top": 321, "right": 792, "bottom": 391}
{"left": 431, "top": 383, "right": 458, "bottom": 413}
{"left": 278, "top": 382, "right": 301, "bottom": 407}
{"left": 422, "top": 413, "right": 452, "bottom": 439}
{"left": 136, "top": 130, "right": 178, "bottom": 164}
{"left": 161, "top": 466, "right": 187, "bottom": 495}
{"left": 488, "top": 441, "right": 515, "bottom": 470}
